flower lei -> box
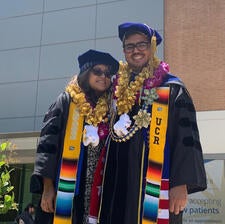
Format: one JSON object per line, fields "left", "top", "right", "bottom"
{"left": 111, "top": 60, "right": 169, "bottom": 142}
{"left": 66, "top": 81, "right": 109, "bottom": 127}
{"left": 114, "top": 60, "right": 169, "bottom": 115}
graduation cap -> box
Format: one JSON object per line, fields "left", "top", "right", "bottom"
{"left": 118, "top": 22, "right": 162, "bottom": 46}
{"left": 78, "top": 49, "right": 119, "bottom": 75}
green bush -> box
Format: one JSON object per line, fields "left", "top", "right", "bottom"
{"left": 0, "top": 142, "right": 18, "bottom": 214}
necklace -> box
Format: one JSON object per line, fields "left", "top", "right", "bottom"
{"left": 114, "top": 56, "right": 162, "bottom": 115}
{"left": 66, "top": 81, "right": 109, "bottom": 127}
{"left": 111, "top": 60, "right": 169, "bottom": 142}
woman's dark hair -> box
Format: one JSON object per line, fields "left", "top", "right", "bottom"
{"left": 77, "top": 68, "right": 92, "bottom": 95}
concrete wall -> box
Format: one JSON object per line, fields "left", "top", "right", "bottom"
{"left": 0, "top": 0, "right": 164, "bottom": 133}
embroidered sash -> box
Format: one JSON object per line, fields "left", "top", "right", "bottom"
{"left": 143, "top": 87, "right": 170, "bottom": 224}
{"left": 88, "top": 145, "right": 107, "bottom": 224}
{"left": 53, "top": 102, "right": 84, "bottom": 224}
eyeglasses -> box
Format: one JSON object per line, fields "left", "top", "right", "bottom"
{"left": 91, "top": 67, "right": 111, "bottom": 78}
{"left": 123, "top": 41, "right": 149, "bottom": 53}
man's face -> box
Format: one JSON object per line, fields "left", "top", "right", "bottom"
{"left": 123, "top": 33, "right": 151, "bottom": 73}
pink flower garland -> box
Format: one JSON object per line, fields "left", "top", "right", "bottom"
{"left": 98, "top": 122, "right": 109, "bottom": 140}
{"left": 107, "top": 61, "right": 169, "bottom": 138}
{"left": 143, "top": 61, "right": 169, "bottom": 90}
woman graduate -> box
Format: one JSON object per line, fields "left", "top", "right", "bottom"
{"left": 30, "top": 49, "right": 119, "bottom": 224}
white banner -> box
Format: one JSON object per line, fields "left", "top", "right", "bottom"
{"left": 183, "top": 159, "right": 225, "bottom": 224}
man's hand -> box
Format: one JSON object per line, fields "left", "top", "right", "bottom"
{"left": 169, "top": 185, "right": 187, "bottom": 215}
{"left": 41, "top": 178, "right": 56, "bottom": 213}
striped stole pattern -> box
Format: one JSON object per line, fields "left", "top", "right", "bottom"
{"left": 53, "top": 102, "right": 84, "bottom": 224}
{"left": 143, "top": 87, "right": 170, "bottom": 224}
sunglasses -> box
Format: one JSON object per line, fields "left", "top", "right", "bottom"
{"left": 91, "top": 67, "right": 111, "bottom": 78}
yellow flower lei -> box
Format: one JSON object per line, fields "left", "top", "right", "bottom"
{"left": 66, "top": 81, "right": 109, "bottom": 126}
{"left": 115, "top": 35, "right": 160, "bottom": 115}
{"left": 111, "top": 36, "right": 167, "bottom": 142}
{"left": 115, "top": 57, "right": 160, "bottom": 115}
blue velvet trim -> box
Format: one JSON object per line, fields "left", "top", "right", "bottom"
{"left": 75, "top": 143, "right": 85, "bottom": 195}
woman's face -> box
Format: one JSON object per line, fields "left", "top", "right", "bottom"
{"left": 88, "top": 64, "right": 111, "bottom": 95}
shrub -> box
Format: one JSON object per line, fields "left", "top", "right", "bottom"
{"left": 0, "top": 142, "right": 18, "bottom": 214}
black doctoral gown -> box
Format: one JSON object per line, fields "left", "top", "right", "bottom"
{"left": 30, "top": 92, "right": 89, "bottom": 224}
{"left": 99, "top": 75, "right": 207, "bottom": 224}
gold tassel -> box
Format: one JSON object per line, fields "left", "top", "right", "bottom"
{"left": 151, "top": 35, "right": 160, "bottom": 68}
{"left": 151, "top": 35, "right": 157, "bottom": 55}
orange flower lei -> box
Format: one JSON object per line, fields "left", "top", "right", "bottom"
{"left": 66, "top": 81, "right": 109, "bottom": 126}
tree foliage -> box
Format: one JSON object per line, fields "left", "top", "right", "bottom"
{"left": 0, "top": 141, "right": 18, "bottom": 214}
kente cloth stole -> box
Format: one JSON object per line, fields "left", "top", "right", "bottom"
{"left": 53, "top": 102, "right": 84, "bottom": 224}
{"left": 143, "top": 87, "right": 170, "bottom": 224}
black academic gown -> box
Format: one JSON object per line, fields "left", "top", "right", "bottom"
{"left": 30, "top": 92, "right": 70, "bottom": 223}
{"left": 99, "top": 74, "right": 207, "bottom": 224}
{"left": 30, "top": 92, "right": 88, "bottom": 224}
